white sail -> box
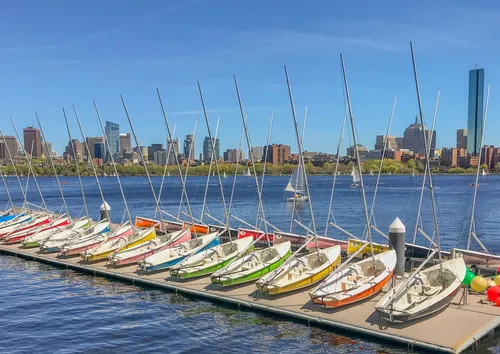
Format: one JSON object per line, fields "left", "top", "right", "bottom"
{"left": 167, "top": 172, "right": 170, "bottom": 176}
{"left": 245, "top": 168, "right": 251, "bottom": 177}
{"left": 482, "top": 169, "right": 486, "bottom": 177}
{"left": 285, "top": 164, "right": 305, "bottom": 193}
{"left": 370, "top": 169, "right": 374, "bottom": 176}
{"left": 351, "top": 166, "right": 360, "bottom": 185}
{"left": 223, "top": 171, "right": 227, "bottom": 178}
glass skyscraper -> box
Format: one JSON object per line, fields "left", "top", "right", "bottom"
{"left": 467, "top": 68, "right": 484, "bottom": 156}
{"left": 104, "top": 121, "right": 120, "bottom": 162}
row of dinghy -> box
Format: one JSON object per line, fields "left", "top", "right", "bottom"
{"left": 0, "top": 209, "right": 467, "bottom": 323}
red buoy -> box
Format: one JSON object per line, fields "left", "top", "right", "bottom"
{"left": 487, "top": 286, "right": 500, "bottom": 302}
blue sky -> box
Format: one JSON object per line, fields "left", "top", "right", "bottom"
{"left": 1, "top": 0, "right": 499, "bottom": 156}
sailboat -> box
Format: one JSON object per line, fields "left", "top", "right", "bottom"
{"left": 309, "top": 54, "right": 397, "bottom": 309}
{"left": 375, "top": 42, "right": 467, "bottom": 323}
{"left": 245, "top": 167, "right": 251, "bottom": 177}
{"left": 411, "top": 169, "right": 417, "bottom": 178}
{"left": 286, "top": 164, "right": 308, "bottom": 202}
{"left": 223, "top": 171, "right": 227, "bottom": 179}
{"left": 350, "top": 166, "right": 360, "bottom": 187}
{"left": 167, "top": 171, "right": 170, "bottom": 176}
{"left": 370, "top": 169, "right": 374, "bottom": 177}
{"left": 482, "top": 168, "right": 486, "bottom": 177}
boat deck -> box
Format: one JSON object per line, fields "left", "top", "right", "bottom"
{"left": 1, "top": 243, "right": 499, "bottom": 353}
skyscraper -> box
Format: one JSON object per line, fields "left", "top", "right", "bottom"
{"left": 23, "top": 127, "right": 42, "bottom": 157}
{"left": 86, "top": 137, "right": 104, "bottom": 159}
{"left": 467, "top": 68, "right": 484, "bottom": 156}
{"left": 203, "top": 137, "right": 220, "bottom": 162}
{"left": 0, "top": 136, "right": 17, "bottom": 159}
{"left": 166, "top": 138, "right": 180, "bottom": 165}
{"left": 105, "top": 121, "right": 120, "bottom": 161}
{"left": 456, "top": 129, "right": 467, "bottom": 150}
{"left": 120, "top": 133, "right": 131, "bottom": 157}
{"left": 42, "top": 141, "right": 53, "bottom": 158}
{"left": 223, "top": 149, "right": 244, "bottom": 163}
{"left": 183, "top": 134, "right": 195, "bottom": 160}
{"left": 374, "top": 135, "right": 397, "bottom": 150}
{"left": 148, "top": 144, "right": 163, "bottom": 161}
{"left": 249, "top": 146, "right": 263, "bottom": 162}
{"left": 403, "top": 117, "right": 436, "bottom": 156}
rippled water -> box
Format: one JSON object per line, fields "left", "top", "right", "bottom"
{"left": 0, "top": 174, "right": 499, "bottom": 352}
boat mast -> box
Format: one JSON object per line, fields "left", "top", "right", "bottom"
{"left": 200, "top": 119, "right": 220, "bottom": 222}
{"left": 412, "top": 93, "right": 439, "bottom": 246}
{"left": 289, "top": 107, "right": 307, "bottom": 233}
{"left": 233, "top": 76, "right": 271, "bottom": 248}
{"left": 177, "top": 120, "right": 197, "bottom": 220}
{"left": 0, "top": 167, "right": 14, "bottom": 211}
{"left": 73, "top": 105, "right": 108, "bottom": 220}
{"left": 339, "top": 55, "right": 373, "bottom": 255}
{"left": 283, "top": 67, "right": 319, "bottom": 252}
{"left": 258, "top": 110, "right": 274, "bottom": 230}
{"left": 227, "top": 127, "right": 244, "bottom": 221}
{"left": 410, "top": 42, "right": 443, "bottom": 267}
{"left": 467, "top": 85, "right": 491, "bottom": 251}
{"left": 36, "top": 112, "right": 71, "bottom": 219}
{"left": 119, "top": 96, "right": 167, "bottom": 231}
{"left": 62, "top": 108, "right": 89, "bottom": 220}
{"left": 11, "top": 118, "right": 47, "bottom": 211}
{"left": 194, "top": 85, "right": 231, "bottom": 239}
{"left": 94, "top": 100, "right": 134, "bottom": 228}
{"left": 367, "top": 97, "right": 397, "bottom": 234}
{"left": 324, "top": 105, "right": 348, "bottom": 236}
{"left": 155, "top": 90, "right": 202, "bottom": 237}
{"left": 155, "top": 122, "right": 176, "bottom": 218}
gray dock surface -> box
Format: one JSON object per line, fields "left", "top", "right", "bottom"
{"left": 1, "top": 243, "right": 499, "bottom": 353}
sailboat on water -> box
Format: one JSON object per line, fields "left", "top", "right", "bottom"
{"left": 370, "top": 169, "right": 374, "bottom": 177}
{"left": 245, "top": 167, "right": 251, "bottom": 177}
{"left": 286, "top": 164, "right": 308, "bottom": 202}
{"left": 350, "top": 166, "right": 360, "bottom": 187}
{"left": 482, "top": 168, "right": 486, "bottom": 177}
{"left": 411, "top": 169, "right": 417, "bottom": 178}
{"left": 223, "top": 171, "right": 227, "bottom": 179}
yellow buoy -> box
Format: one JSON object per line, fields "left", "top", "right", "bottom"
{"left": 470, "top": 276, "right": 488, "bottom": 293}
{"left": 487, "top": 280, "right": 496, "bottom": 288}
{"left": 494, "top": 275, "right": 500, "bottom": 286}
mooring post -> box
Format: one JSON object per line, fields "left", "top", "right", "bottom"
{"left": 389, "top": 217, "right": 406, "bottom": 276}
{"left": 100, "top": 201, "right": 111, "bottom": 222}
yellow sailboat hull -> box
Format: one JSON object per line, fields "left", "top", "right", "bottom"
{"left": 347, "top": 239, "right": 389, "bottom": 257}
{"left": 261, "top": 256, "right": 341, "bottom": 295}
{"left": 85, "top": 229, "right": 157, "bottom": 262}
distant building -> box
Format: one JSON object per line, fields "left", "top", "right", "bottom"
{"left": 203, "top": 137, "right": 220, "bottom": 163}
{"left": 154, "top": 149, "right": 168, "bottom": 166}
{"left": 148, "top": 144, "right": 163, "bottom": 161}
{"left": 94, "top": 142, "right": 105, "bottom": 159}
{"left": 135, "top": 146, "right": 148, "bottom": 162}
{"left": 104, "top": 121, "right": 120, "bottom": 162}
{"left": 402, "top": 116, "right": 436, "bottom": 157}
{"left": 66, "top": 139, "right": 85, "bottom": 162}
{"left": 23, "top": 127, "right": 42, "bottom": 157}
{"left": 42, "top": 141, "right": 53, "bottom": 158}
{"left": 0, "top": 136, "right": 17, "bottom": 159}
{"left": 120, "top": 133, "right": 131, "bottom": 158}
{"left": 86, "top": 137, "right": 104, "bottom": 160}
{"left": 481, "top": 145, "right": 494, "bottom": 170}
{"left": 250, "top": 146, "right": 263, "bottom": 162}
{"left": 375, "top": 135, "right": 397, "bottom": 150}
{"left": 224, "top": 149, "right": 244, "bottom": 163}
{"left": 456, "top": 129, "right": 467, "bottom": 150}
{"left": 183, "top": 134, "right": 195, "bottom": 160}
{"left": 441, "top": 148, "right": 466, "bottom": 167}
{"left": 346, "top": 144, "right": 368, "bottom": 160}
{"left": 395, "top": 137, "right": 404, "bottom": 150}
{"left": 467, "top": 68, "right": 484, "bottom": 156}
{"left": 263, "top": 144, "right": 290, "bottom": 166}
{"left": 166, "top": 138, "right": 180, "bottom": 165}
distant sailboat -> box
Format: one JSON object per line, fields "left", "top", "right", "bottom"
{"left": 212, "top": 171, "right": 215, "bottom": 177}
{"left": 350, "top": 166, "right": 360, "bottom": 187}
{"left": 370, "top": 169, "right": 374, "bottom": 177}
{"left": 245, "top": 168, "right": 251, "bottom": 177}
{"left": 223, "top": 171, "right": 227, "bottom": 179}
{"left": 103, "top": 172, "right": 107, "bottom": 177}
{"left": 286, "top": 164, "right": 308, "bottom": 202}
{"left": 482, "top": 168, "right": 487, "bottom": 177}
{"left": 167, "top": 171, "right": 170, "bottom": 177}
{"left": 411, "top": 169, "right": 417, "bottom": 179}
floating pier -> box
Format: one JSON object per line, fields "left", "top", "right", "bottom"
{"left": 1, "top": 243, "right": 499, "bottom": 353}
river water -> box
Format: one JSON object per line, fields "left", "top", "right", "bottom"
{"left": 0, "top": 174, "right": 499, "bottom": 353}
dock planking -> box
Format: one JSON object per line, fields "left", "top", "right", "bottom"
{"left": 1, "top": 242, "right": 499, "bottom": 353}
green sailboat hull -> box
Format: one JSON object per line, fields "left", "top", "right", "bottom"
{"left": 171, "top": 245, "right": 255, "bottom": 279}
{"left": 22, "top": 241, "right": 40, "bottom": 248}
{"left": 212, "top": 249, "right": 292, "bottom": 287}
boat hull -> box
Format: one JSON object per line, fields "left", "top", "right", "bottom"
{"left": 347, "top": 239, "right": 389, "bottom": 257}
{"left": 238, "top": 228, "right": 272, "bottom": 243}
{"left": 171, "top": 244, "right": 255, "bottom": 279}
{"left": 274, "top": 232, "right": 347, "bottom": 251}
{"left": 143, "top": 238, "right": 220, "bottom": 272}
{"left": 212, "top": 249, "right": 292, "bottom": 287}
{"left": 5, "top": 218, "right": 68, "bottom": 244}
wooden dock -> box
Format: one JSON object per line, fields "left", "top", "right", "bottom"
{"left": 1, "top": 243, "right": 499, "bottom": 353}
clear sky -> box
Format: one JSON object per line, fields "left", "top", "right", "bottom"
{"left": 1, "top": 0, "right": 499, "bottom": 156}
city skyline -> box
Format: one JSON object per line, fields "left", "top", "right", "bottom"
{"left": 1, "top": 1, "right": 500, "bottom": 156}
